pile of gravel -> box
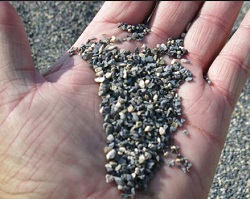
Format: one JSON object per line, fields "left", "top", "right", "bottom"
{"left": 10, "top": 1, "right": 250, "bottom": 198}
{"left": 71, "top": 22, "right": 194, "bottom": 198}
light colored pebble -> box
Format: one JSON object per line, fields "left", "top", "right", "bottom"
{"left": 106, "top": 149, "right": 116, "bottom": 160}
{"left": 159, "top": 127, "right": 166, "bottom": 135}
{"left": 181, "top": 58, "right": 190, "bottom": 64}
{"left": 145, "top": 126, "right": 153, "bottom": 132}
{"left": 105, "top": 72, "right": 112, "bottom": 79}
{"left": 171, "top": 59, "right": 178, "bottom": 64}
{"left": 139, "top": 154, "right": 146, "bottom": 164}
{"left": 127, "top": 105, "right": 134, "bottom": 112}
{"left": 139, "top": 79, "right": 145, "bottom": 88}
{"left": 94, "top": 77, "right": 105, "bottom": 83}
{"left": 107, "top": 134, "right": 114, "bottom": 142}
{"left": 106, "top": 174, "right": 115, "bottom": 183}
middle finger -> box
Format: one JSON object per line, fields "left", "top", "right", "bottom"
{"left": 147, "top": 1, "right": 204, "bottom": 45}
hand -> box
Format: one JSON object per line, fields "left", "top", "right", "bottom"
{"left": 0, "top": 1, "right": 249, "bottom": 199}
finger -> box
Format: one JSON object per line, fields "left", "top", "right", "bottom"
{"left": 208, "top": 10, "right": 250, "bottom": 107}
{"left": 91, "top": 1, "right": 156, "bottom": 24}
{"left": 0, "top": 2, "right": 35, "bottom": 80}
{"left": 44, "top": 2, "right": 156, "bottom": 80}
{"left": 147, "top": 1, "right": 203, "bottom": 45}
{"left": 74, "top": 1, "right": 156, "bottom": 47}
{"left": 184, "top": 1, "right": 243, "bottom": 72}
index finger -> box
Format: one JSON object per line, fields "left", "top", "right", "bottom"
{"left": 184, "top": 1, "right": 243, "bottom": 72}
{"left": 74, "top": 1, "right": 156, "bottom": 47}
{"left": 43, "top": 1, "right": 156, "bottom": 77}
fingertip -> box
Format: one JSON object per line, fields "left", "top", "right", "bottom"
{"left": 0, "top": 1, "right": 35, "bottom": 83}
{"left": 0, "top": 2, "right": 30, "bottom": 46}
{"left": 0, "top": 2, "right": 23, "bottom": 27}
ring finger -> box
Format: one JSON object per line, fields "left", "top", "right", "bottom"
{"left": 146, "top": 1, "right": 204, "bottom": 46}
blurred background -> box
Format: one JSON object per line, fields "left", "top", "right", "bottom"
{"left": 10, "top": 1, "right": 250, "bottom": 199}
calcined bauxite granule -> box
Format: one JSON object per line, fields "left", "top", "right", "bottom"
{"left": 69, "top": 22, "right": 193, "bottom": 199}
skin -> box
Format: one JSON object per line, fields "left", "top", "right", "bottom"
{"left": 0, "top": 1, "right": 249, "bottom": 199}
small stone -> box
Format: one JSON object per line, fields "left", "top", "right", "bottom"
{"left": 99, "top": 107, "right": 104, "bottom": 114}
{"left": 131, "top": 173, "right": 136, "bottom": 179}
{"left": 182, "top": 167, "right": 187, "bottom": 174}
{"left": 127, "top": 105, "right": 134, "bottom": 112}
{"left": 139, "top": 79, "right": 145, "bottom": 88}
{"left": 106, "top": 149, "right": 116, "bottom": 160}
{"left": 105, "top": 124, "right": 113, "bottom": 134}
{"left": 119, "top": 147, "right": 126, "bottom": 153}
{"left": 158, "top": 58, "right": 165, "bottom": 65}
{"left": 69, "top": 47, "right": 78, "bottom": 56}
{"left": 115, "top": 101, "right": 122, "bottom": 109}
{"left": 109, "top": 142, "right": 115, "bottom": 148}
{"left": 139, "top": 154, "right": 146, "bottom": 164}
{"left": 204, "top": 76, "right": 212, "bottom": 85}
{"left": 141, "top": 44, "right": 147, "bottom": 49}
{"left": 147, "top": 104, "right": 154, "bottom": 110}
{"left": 106, "top": 174, "right": 115, "bottom": 183}
{"left": 131, "top": 188, "right": 135, "bottom": 195}
{"left": 145, "top": 79, "right": 150, "bottom": 85}
{"left": 160, "top": 43, "right": 167, "bottom": 50}
{"left": 94, "top": 77, "right": 105, "bottom": 83}
{"left": 168, "top": 160, "right": 175, "bottom": 167}
{"left": 96, "top": 70, "right": 104, "bottom": 77}
{"left": 104, "top": 146, "right": 112, "bottom": 154}
{"left": 105, "top": 72, "right": 112, "bottom": 79}
{"left": 106, "top": 45, "right": 116, "bottom": 51}
{"left": 144, "top": 126, "right": 153, "bottom": 132}
{"left": 115, "top": 177, "right": 123, "bottom": 185}
{"left": 135, "top": 121, "right": 142, "bottom": 128}
{"left": 156, "top": 67, "right": 163, "bottom": 73}
{"left": 161, "top": 100, "right": 168, "bottom": 108}
{"left": 153, "top": 94, "right": 158, "bottom": 102}
{"left": 181, "top": 58, "right": 190, "bottom": 64}
{"left": 110, "top": 36, "right": 117, "bottom": 43}
{"left": 117, "top": 185, "right": 124, "bottom": 190}
{"left": 115, "top": 164, "right": 122, "bottom": 171}
{"left": 186, "top": 162, "right": 192, "bottom": 171}
{"left": 119, "top": 112, "right": 126, "bottom": 120}
{"left": 107, "top": 134, "right": 114, "bottom": 142}
{"left": 131, "top": 32, "right": 138, "bottom": 39}
{"left": 98, "top": 44, "right": 105, "bottom": 54}
{"left": 182, "top": 129, "right": 189, "bottom": 136}
{"left": 135, "top": 167, "right": 140, "bottom": 175}
{"left": 164, "top": 152, "right": 169, "bottom": 157}
{"left": 171, "top": 59, "right": 178, "bottom": 64}
{"left": 159, "top": 127, "right": 165, "bottom": 135}
{"left": 185, "top": 77, "right": 193, "bottom": 82}
{"left": 132, "top": 112, "right": 139, "bottom": 122}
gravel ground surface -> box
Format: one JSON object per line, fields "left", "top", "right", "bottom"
{"left": 10, "top": 1, "right": 250, "bottom": 199}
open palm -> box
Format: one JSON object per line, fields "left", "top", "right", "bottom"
{"left": 0, "top": 2, "right": 249, "bottom": 199}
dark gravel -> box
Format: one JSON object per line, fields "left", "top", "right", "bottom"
{"left": 10, "top": 1, "right": 250, "bottom": 199}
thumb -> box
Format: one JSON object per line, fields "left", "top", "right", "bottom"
{"left": 0, "top": 2, "right": 37, "bottom": 87}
